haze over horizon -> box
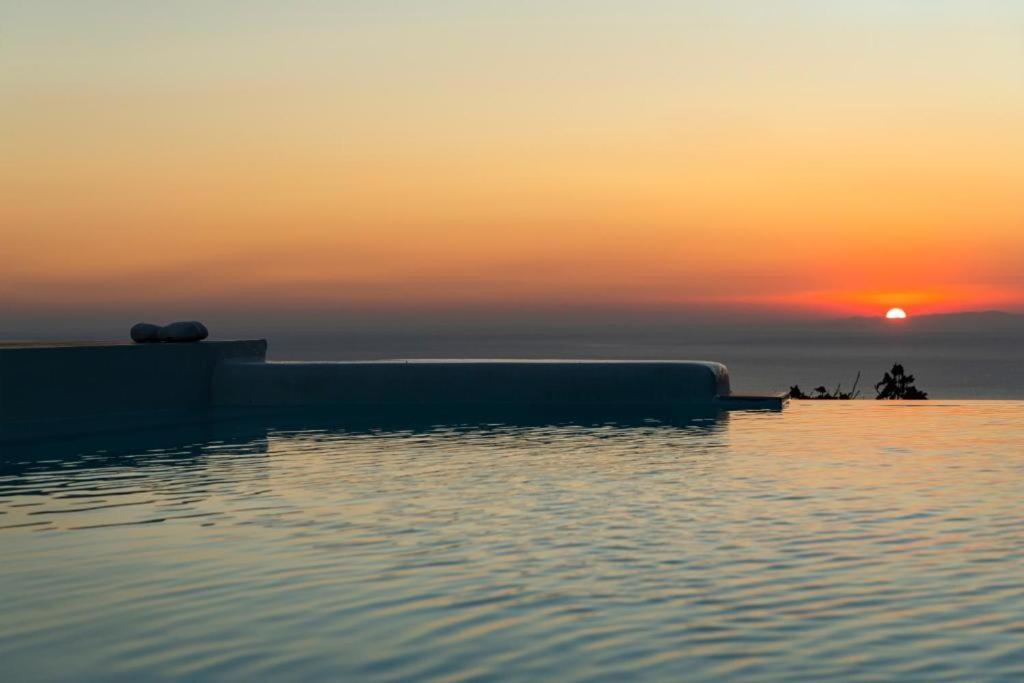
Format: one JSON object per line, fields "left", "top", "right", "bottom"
{"left": 3, "top": 1, "right": 1024, "bottom": 333}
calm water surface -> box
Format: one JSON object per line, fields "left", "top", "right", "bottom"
{"left": 2, "top": 402, "right": 1024, "bottom": 681}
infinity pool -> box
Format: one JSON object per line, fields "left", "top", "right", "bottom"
{"left": 2, "top": 402, "right": 1023, "bottom": 681}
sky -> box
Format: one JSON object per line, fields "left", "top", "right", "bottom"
{"left": 2, "top": 0, "right": 1024, "bottom": 333}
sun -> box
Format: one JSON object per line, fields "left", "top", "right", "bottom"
{"left": 885, "top": 307, "right": 907, "bottom": 319}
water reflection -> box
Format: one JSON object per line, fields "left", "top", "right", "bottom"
{"left": 1, "top": 405, "right": 729, "bottom": 476}
{"left": 3, "top": 403, "right": 1023, "bottom": 682}
{"left": 0, "top": 407, "right": 729, "bottom": 535}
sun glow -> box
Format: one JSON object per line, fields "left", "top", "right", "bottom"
{"left": 886, "top": 308, "right": 908, "bottom": 319}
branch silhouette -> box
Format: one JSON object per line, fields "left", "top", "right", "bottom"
{"left": 790, "top": 364, "right": 928, "bottom": 400}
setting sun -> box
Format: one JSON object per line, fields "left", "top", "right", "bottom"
{"left": 886, "top": 308, "right": 908, "bottom": 319}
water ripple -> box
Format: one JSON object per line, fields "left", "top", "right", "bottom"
{"left": 1, "top": 402, "right": 1024, "bottom": 681}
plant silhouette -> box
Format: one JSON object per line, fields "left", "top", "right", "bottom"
{"left": 874, "top": 363, "right": 928, "bottom": 400}
{"left": 790, "top": 363, "right": 930, "bottom": 401}
{"left": 788, "top": 372, "right": 861, "bottom": 400}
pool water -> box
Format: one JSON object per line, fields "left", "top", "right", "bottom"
{"left": 2, "top": 402, "right": 1024, "bottom": 681}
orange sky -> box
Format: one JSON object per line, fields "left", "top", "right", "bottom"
{"left": 3, "top": 1, "right": 1023, "bottom": 322}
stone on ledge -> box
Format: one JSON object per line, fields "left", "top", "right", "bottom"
{"left": 130, "top": 323, "right": 162, "bottom": 343}
{"left": 131, "top": 321, "right": 210, "bottom": 344}
{"left": 158, "top": 321, "right": 209, "bottom": 343}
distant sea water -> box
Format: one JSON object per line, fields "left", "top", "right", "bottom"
{"left": 4, "top": 311, "right": 1022, "bottom": 398}
{"left": 261, "top": 316, "right": 1024, "bottom": 399}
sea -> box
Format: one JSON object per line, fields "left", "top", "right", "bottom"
{"left": 5, "top": 311, "right": 1022, "bottom": 398}
{"left": 258, "top": 315, "right": 1024, "bottom": 399}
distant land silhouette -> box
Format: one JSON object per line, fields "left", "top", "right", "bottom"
{"left": 819, "top": 309, "right": 1024, "bottom": 333}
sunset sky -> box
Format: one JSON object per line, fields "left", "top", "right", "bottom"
{"left": 3, "top": 1, "right": 1023, "bottom": 327}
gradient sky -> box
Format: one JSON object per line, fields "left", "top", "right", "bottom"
{"left": 3, "top": 0, "right": 1023, "bottom": 326}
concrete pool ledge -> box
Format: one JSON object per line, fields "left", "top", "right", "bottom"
{"left": 0, "top": 340, "right": 785, "bottom": 442}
